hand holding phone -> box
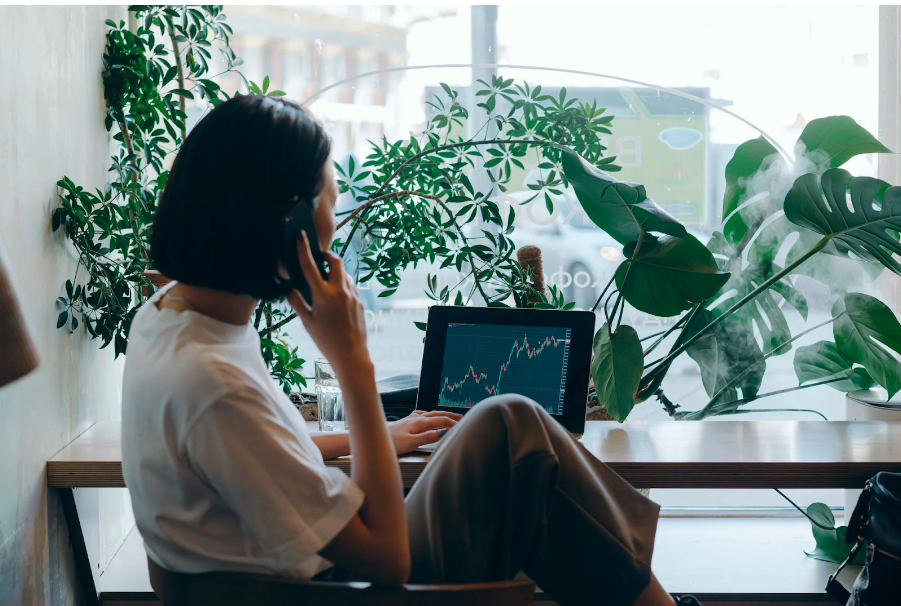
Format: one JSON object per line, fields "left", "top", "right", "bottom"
{"left": 282, "top": 199, "right": 328, "bottom": 305}
{"left": 287, "top": 233, "right": 371, "bottom": 378}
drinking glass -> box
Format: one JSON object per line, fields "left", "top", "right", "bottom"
{"left": 316, "top": 359, "right": 346, "bottom": 431}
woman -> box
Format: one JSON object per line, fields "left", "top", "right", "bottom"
{"left": 122, "top": 94, "right": 700, "bottom": 606}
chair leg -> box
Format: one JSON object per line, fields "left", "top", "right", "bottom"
{"left": 59, "top": 488, "right": 100, "bottom": 606}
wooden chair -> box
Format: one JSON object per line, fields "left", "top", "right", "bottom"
{"left": 148, "top": 558, "right": 536, "bottom": 606}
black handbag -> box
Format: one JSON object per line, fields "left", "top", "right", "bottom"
{"left": 826, "top": 472, "right": 901, "bottom": 605}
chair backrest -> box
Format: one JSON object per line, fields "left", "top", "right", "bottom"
{"left": 148, "top": 558, "right": 535, "bottom": 606}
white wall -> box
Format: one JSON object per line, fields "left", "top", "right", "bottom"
{"left": 0, "top": 6, "right": 130, "bottom": 605}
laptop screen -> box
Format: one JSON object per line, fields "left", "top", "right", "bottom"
{"left": 417, "top": 306, "right": 595, "bottom": 435}
{"left": 438, "top": 323, "right": 572, "bottom": 415}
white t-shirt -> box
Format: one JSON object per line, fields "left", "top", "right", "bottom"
{"left": 121, "top": 285, "right": 363, "bottom": 577}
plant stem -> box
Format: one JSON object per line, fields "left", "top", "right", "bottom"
{"left": 639, "top": 328, "right": 669, "bottom": 342}
{"left": 640, "top": 238, "right": 829, "bottom": 389}
{"left": 677, "top": 375, "right": 847, "bottom": 420}
{"left": 720, "top": 408, "right": 829, "bottom": 421}
{"left": 165, "top": 9, "right": 187, "bottom": 141}
{"left": 335, "top": 190, "right": 441, "bottom": 232}
{"left": 590, "top": 273, "right": 617, "bottom": 313}
{"left": 773, "top": 488, "right": 836, "bottom": 530}
{"left": 609, "top": 233, "right": 642, "bottom": 328}
{"left": 642, "top": 311, "right": 693, "bottom": 359}
{"left": 117, "top": 119, "right": 150, "bottom": 262}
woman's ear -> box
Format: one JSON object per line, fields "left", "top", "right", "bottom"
{"left": 314, "top": 163, "right": 338, "bottom": 251}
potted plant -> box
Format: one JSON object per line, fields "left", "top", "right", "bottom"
{"left": 555, "top": 118, "right": 898, "bottom": 423}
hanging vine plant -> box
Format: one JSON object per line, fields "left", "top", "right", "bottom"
{"left": 51, "top": 5, "right": 305, "bottom": 390}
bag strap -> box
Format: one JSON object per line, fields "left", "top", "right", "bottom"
{"left": 846, "top": 479, "right": 874, "bottom": 544}
{"left": 826, "top": 478, "right": 876, "bottom": 604}
{"left": 826, "top": 540, "right": 861, "bottom": 604}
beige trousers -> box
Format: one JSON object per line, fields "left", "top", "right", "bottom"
{"left": 405, "top": 396, "right": 660, "bottom": 606}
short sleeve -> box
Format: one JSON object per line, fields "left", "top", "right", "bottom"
{"left": 185, "top": 386, "right": 364, "bottom": 572}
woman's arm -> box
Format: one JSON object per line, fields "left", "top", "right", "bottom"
{"left": 310, "top": 410, "right": 463, "bottom": 460}
{"left": 289, "top": 235, "right": 409, "bottom": 585}
{"left": 308, "top": 432, "right": 350, "bottom": 460}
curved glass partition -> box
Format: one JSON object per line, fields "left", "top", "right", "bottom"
{"left": 210, "top": 3, "right": 884, "bottom": 510}
{"left": 212, "top": 5, "right": 881, "bottom": 423}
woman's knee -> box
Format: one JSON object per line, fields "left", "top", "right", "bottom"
{"left": 462, "top": 395, "right": 548, "bottom": 432}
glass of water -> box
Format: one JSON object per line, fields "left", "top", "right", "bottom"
{"left": 316, "top": 359, "right": 346, "bottom": 432}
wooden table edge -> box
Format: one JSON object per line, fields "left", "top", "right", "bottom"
{"left": 47, "top": 459, "right": 901, "bottom": 489}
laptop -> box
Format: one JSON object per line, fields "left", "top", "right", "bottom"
{"left": 413, "top": 305, "right": 596, "bottom": 449}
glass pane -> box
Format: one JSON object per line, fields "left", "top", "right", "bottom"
{"left": 218, "top": 6, "right": 886, "bottom": 508}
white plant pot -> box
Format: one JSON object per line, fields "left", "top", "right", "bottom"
{"left": 844, "top": 389, "right": 901, "bottom": 518}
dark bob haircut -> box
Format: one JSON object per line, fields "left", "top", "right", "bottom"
{"left": 151, "top": 94, "right": 331, "bottom": 300}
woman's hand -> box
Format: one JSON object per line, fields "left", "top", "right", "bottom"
{"left": 287, "top": 233, "right": 370, "bottom": 377}
{"left": 388, "top": 410, "right": 461, "bottom": 454}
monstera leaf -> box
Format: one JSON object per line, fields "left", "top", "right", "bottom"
{"left": 680, "top": 309, "right": 765, "bottom": 404}
{"left": 722, "top": 116, "right": 892, "bottom": 250}
{"left": 793, "top": 340, "right": 875, "bottom": 392}
{"left": 784, "top": 169, "right": 901, "bottom": 275}
{"left": 833, "top": 293, "right": 901, "bottom": 399}
{"left": 722, "top": 137, "right": 784, "bottom": 245}
{"left": 707, "top": 232, "right": 808, "bottom": 355}
{"left": 591, "top": 322, "right": 643, "bottom": 421}
{"left": 615, "top": 235, "right": 730, "bottom": 317}
{"left": 803, "top": 502, "right": 865, "bottom": 565}
{"left": 797, "top": 115, "right": 892, "bottom": 168}
{"left": 746, "top": 214, "right": 884, "bottom": 291}
{"left": 557, "top": 145, "right": 687, "bottom": 245}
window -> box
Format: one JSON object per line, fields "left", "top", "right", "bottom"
{"left": 222, "top": 5, "right": 892, "bottom": 512}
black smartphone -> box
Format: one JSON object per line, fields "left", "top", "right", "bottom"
{"left": 282, "top": 199, "right": 328, "bottom": 305}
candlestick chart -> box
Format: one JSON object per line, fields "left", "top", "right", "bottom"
{"left": 438, "top": 323, "right": 571, "bottom": 414}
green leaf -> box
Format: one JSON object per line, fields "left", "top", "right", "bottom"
{"left": 706, "top": 237, "right": 807, "bottom": 354}
{"left": 590, "top": 323, "right": 643, "bottom": 422}
{"left": 721, "top": 136, "right": 784, "bottom": 245}
{"left": 833, "top": 293, "right": 901, "bottom": 398}
{"left": 557, "top": 145, "right": 687, "bottom": 245}
{"left": 806, "top": 502, "right": 838, "bottom": 555}
{"left": 802, "top": 503, "right": 864, "bottom": 565}
{"left": 171, "top": 88, "right": 194, "bottom": 99}
{"left": 785, "top": 168, "right": 901, "bottom": 274}
{"left": 798, "top": 115, "right": 892, "bottom": 168}
{"left": 793, "top": 340, "right": 876, "bottom": 392}
{"left": 682, "top": 309, "right": 765, "bottom": 404}
{"left": 615, "top": 235, "right": 730, "bottom": 317}
{"left": 57, "top": 310, "right": 69, "bottom": 329}
{"left": 746, "top": 214, "right": 884, "bottom": 291}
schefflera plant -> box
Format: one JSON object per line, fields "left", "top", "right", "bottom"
{"left": 559, "top": 116, "right": 900, "bottom": 421}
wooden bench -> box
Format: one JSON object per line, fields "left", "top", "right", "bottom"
{"left": 49, "top": 420, "right": 901, "bottom": 605}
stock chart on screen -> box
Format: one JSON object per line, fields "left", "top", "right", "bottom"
{"left": 438, "top": 323, "right": 571, "bottom": 415}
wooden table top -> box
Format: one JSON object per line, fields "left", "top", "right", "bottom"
{"left": 47, "top": 420, "right": 901, "bottom": 489}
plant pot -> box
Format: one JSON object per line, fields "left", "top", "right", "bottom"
{"left": 586, "top": 405, "right": 615, "bottom": 421}
{"left": 844, "top": 389, "right": 901, "bottom": 518}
